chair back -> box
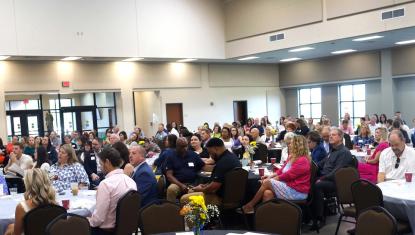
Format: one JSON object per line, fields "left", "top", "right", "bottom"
{"left": 351, "top": 179, "right": 383, "bottom": 216}
{"left": 307, "top": 161, "right": 318, "bottom": 201}
{"left": 46, "top": 213, "right": 90, "bottom": 235}
{"left": 139, "top": 200, "right": 185, "bottom": 235}
{"left": 355, "top": 206, "right": 397, "bottom": 235}
{"left": 157, "top": 174, "right": 166, "bottom": 199}
{"left": 334, "top": 167, "right": 359, "bottom": 204}
{"left": 23, "top": 204, "right": 67, "bottom": 235}
{"left": 255, "top": 199, "right": 302, "bottom": 235}
{"left": 350, "top": 155, "right": 358, "bottom": 168}
{"left": 254, "top": 143, "right": 268, "bottom": 163}
{"left": 115, "top": 190, "right": 141, "bottom": 235}
{"left": 222, "top": 167, "right": 248, "bottom": 209}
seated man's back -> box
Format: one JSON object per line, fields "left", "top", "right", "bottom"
{"left": 89, "top": 148, "right": 137, "bottom": 233}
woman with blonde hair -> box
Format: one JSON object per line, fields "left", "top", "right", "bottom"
{"left": 242, "top": 135, "right": 311, "bottom": 213}
{"left": 352, "top": 124, "right": 374, "bottom": 148}
{"left": 49, "top": 144, "right": 89, "bottom": 192}
{"left": 5, "top": 168, "right": 57, "bottom": 235}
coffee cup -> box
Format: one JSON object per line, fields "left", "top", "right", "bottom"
{"left": 405, "top": 172, "right": 413, "bottom": 183}
{"left": 258, "top": 168, "right": 265, "bottom": 177}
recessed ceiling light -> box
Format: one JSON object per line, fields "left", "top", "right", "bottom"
{"left": 122, "top": 57, "right": 144, "bottom": 62}
{"left": 280, "top": 57, "right": 301, "bottom": 62}
{"left": 395, "top": 39, "right": 415, "bottom": 45}
{"left": 352, "top": 35, "right": 383, "bottom": 41}
{"left": 0, "top": 56, "right": 10, "bottom": 60}
{"left": 177, "top": 58, "right": 198, "bottom": 63}
{"left": 289, "top": 47, "right": 314, "bottom": 52}
{"left": 61, "top": 57, "right": 82, "bottom": 61}
{"left": 237, "top": 56, "right": 259, "bottom": 61}
{"left": 331, "top": 49, "right": 356, "bottom": 55}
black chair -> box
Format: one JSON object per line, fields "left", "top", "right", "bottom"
{"left": 46, "top": 213, "right": 90, "bottom": 235}
{"left": 291, "top": 161, "right": 319, "bottom": 232}
{"left": 157, "top": 174, "right": 167, "bottom": 199}
{"left": 255, "top": 199, "right": 302, "bottom": 235}
{"left": 254, "top": 143, "right": 268, "bottom": 163}
{"left": 114, "top": 190, "right": 141, "bottom": 235}
{"left": 23, "top": 204, "right": 67, "bottom": 235}
{"left": 334, "top": 167, "right": 359, "bottom": 235}
{"left": 139, "top": 200, "right": 185, "bottom": 235}
{"left": 355, "top": 206, "right": 397, "bottom": 235}
{"left": 222, "top": 167, "right": 248, "bottom": 210}
{"left": 350, "top": 155, "right": 358, "bottom": 169}
{"left": 351, "top": 179, "right": 383, "bottom": 216}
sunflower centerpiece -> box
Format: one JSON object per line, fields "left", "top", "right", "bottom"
{"left": 180, "top": 195, "right": 219, "bottom": 235}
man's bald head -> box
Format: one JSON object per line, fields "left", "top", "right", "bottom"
{"left": 176, "top": 137, "right": 188, "bottom": 157}
{"left": 389, "top": 130, "right": 406, "bottom": 156}
{"left": 250, "top": 128, "right": 259, "bottom": 139}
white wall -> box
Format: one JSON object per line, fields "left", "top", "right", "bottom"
{"left": 1, "top": 0, "right": 225, "bottom": 59}
{"left": 157, "top": 65, "right": 282, "bottom": 133}
{"left": 136, "top": 0, "right": 225, "bottom": 59}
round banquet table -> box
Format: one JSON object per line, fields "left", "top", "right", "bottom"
{"left": 377, "top": 179, "right": 415, "bottom": 234}
{"left": 0, "top": 189, "right": 96, "bottom": 235}
{"left": 154, "top": 230, "right": 275, "bottom": 235}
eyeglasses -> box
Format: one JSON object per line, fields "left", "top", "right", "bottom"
{"left": 395, "top": 157, "right": 400, "bottom": 169}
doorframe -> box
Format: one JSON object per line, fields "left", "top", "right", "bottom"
{"left": 6, "top": 110, "right": 44, "bottom": 137}
{"left": 60, "top": 105, "right": 97, "bottom": 137}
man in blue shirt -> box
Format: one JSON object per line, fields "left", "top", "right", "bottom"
{"left": 129, "top": 145, "right": 158, "bottom": 206}
{"left": 165, "top": 138, "right": 205, "bottom": 202}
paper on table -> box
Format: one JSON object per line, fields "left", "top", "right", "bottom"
{"left": 70, "top": 199, "right": 95, "bottom": 209}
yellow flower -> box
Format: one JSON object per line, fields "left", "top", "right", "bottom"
{"left": 138, "top": 140, "right": 145, "bottom": 145}
{"left": 200, "top": 213, "right": 206, "bottom": 220}
{"left": 250, "top": 141, "right": 257, "bottom": 147}
{"left": 189, "top": 195, "right": 207, "bottom": 211}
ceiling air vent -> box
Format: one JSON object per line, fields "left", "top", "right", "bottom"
{"left": 269, "top": 33, "right": 285, "bottom": 42}
{"left": 382, "top": 8, "right": 405, "bottom": 20}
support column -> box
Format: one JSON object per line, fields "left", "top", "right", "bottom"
{"left": 0, "top": 62, "right": 7, "bottom": 141}
{"left": 380, "top": 50, "right": 395, "bottom": 117}
{"left": 120, "top": 87, "right": 135, "bottom": 132}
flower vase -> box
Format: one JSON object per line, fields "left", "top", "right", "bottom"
{"left": 193, "top": 225, "right": 202, "bottom": 235}
{"left": 249, "top": 154, "right": 255, "bottom": 170}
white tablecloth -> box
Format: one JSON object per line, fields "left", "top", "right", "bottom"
{"left": 0, "top": 190, "right": 96, "bottom": 235}
{"left": 350, "top": 150, "right": 368, "bottom": 162}
{"left": 377, "top": 179, "right": 415, "bottom": 234}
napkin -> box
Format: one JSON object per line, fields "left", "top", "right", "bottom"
{"left": 70, "top": 199, "right": 95, "bottom": 210}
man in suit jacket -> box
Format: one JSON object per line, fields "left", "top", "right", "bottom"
{"left": 129, "top": 145, "right": 158, "bottom": 206}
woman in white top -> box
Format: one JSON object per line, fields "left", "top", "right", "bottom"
{"left": 32, "top": 146, "right": 51, "bottom": 172}
{"left": 280, "top": 132, "right": 296, "bottom": 163}
{"left": 221, "top": 127, "right": 234, "bottom": 153}
{"left": 5, "top": 168, "right": 57, "bottom": 235}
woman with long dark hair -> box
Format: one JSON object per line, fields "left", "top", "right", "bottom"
{"left": 33, "top": 146, "right": 51, "bottom": 171}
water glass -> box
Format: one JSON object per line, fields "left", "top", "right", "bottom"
{"left": 9, "top": 187, "right": 18, "bottom": 195}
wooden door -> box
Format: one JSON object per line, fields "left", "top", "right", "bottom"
{"left": 233, "top": 101, "right": 248, "bottom": 125}
{"left": 166, "top": 103, "right": 183, "bottom": 126}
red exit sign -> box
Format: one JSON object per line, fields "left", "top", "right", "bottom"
{"left": 62, "top": 81, "right": 71, "bottom": 87}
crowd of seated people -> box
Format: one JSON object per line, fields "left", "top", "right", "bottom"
{"left": 1, "top": 111, "right": 415, "bottom": 233}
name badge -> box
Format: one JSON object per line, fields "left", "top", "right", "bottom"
{"left": 188, "top": 162, "right": 195, "bottom": 167}
{"left": 91, "top": 157, "right": 95, "bottom": 161}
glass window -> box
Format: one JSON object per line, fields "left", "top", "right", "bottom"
{"left": 10, "top": 101, "right": 25, "bottom": 110}
{"left": 6, "top": 115, "right": 11, "bottom": 137}
{"left": 26, "top": 100, "right": 39, "bottom": 110}
{"left": 298, "top": 87, "right": 322, "bottom": 120}
{"left": 339, "top": 84, "right": 366, "bottom": 128}
{"left": 95, "top": 92, "right": 115, "bottom": 107}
